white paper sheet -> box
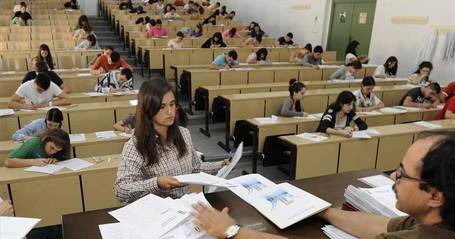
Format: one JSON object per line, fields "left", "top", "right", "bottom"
{"left": 0, "top": 109, "right": 15, "bottom": 117}
{"left": 78, "top": 73, "right": 92, "bottom": 77}
{"left": 358, "top": 175, "right": 394, "bottom": 188}
{"left": 69, "top": 133, "right": 86, "bottom": 142}
{"left": 24, "top": 164, "right": 65, "bottom": 174}
{"left": 0, "top": 71, "right": 16, "bottom": 75}
{"left": 413, "top": 121, "right": 442, "bottom": 129}
{"left": 293, "top": 115, "right": 317, "bottom": 120}
{"left": 228, "top": 174, "right": 278, "bottom": 204}
{"left": 296, "top": 133, "right": 328, "bottom": 142}
{"left": 254, "top": 115, "right": 278, "bottom": 124}
{"left": 38, "top": 106, "right": 66, "bottom": 111}
{"left": 84, "top": 92, "right": 105, "bottom": 97}
{"left": 394, "top": 106, "right": 420, "bottom": 112}
{"left": 379, "top": 107, "right": 407, "bottom": 114}
{"left": 310, "top": 113, "right": 324, "bottom": 119}
{"left": 99, "top": 223, "right": 124, "bottom": 239}
{"left": 351, "top": 130, "right": 372, "bottom": 139}
{"left": 206, "top": 143, "right": 243, "bottom": 193}
{"left": 118, "top": 132, "right": 133, "bottom": 138}
{"left": 175, "top": 172, "right": 235, "bottom": 188}
{"left": 96, "top": 131, "right": 117, "bottom": 139}
{"left": 359, "top": 110, "right": 382, "bottom": 116}
{"left": 366, "top": 129, "right": 381, "bottom": 136}
{"left": 0, "top": 216, "right": 41, "bottom": 239}
{"left": 322, "top": 225, "right": 358, "bottom": 239}
{"left": 57, "top": 158, "right": 94, "bottom": 171}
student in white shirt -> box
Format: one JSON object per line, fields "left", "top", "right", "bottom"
{"left": 167, "top": 31, "right": 184, "bottom": 49}
{"left": 409, "top": 61, "right": 434, "bottom": 85}
{"left": 8, "top": 74, "right": 71, "bottom": 110}
{"left": 374, "top": 56, "right": 398, "bottom": 78}
{"left": 163, "top": 7, "right": 181, "bottom": 20}
{"left": 345, "top": 40, "right": 369, "bottom": 64}
{"left": 246, "top": 48, "right": 268, "bottom": 64}
{"left": 353, "top": 76, "right": 385, "bottom": 112}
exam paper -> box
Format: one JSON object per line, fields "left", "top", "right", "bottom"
{"left": 0, "top": 109, "right": 15, "bottom": 117}
{"left": 175, "top": 172, "right": 235, "bottom": 188}
{"left": 99, "top": 223, "right": 123, "bottom": 239}
{"left": 293, "top": 115, "right": 317, "bottom": 120}
{"left": 394, "top": 106, "right": 420, "bottom": 112}
{"left": 57, "top": 158, "right": 94, "bottom": 171}
{"left": 351, "top": 130, "right": 372, "bottom": 139}
{"left": 78, "top": 73, "right": 92, "bottom": 77}
{"left": 84, "top": 92, "right": 105, "bottom": 97}
{"left": 310, "top": 113, "right": 324, "bottom": 119}
{"left": 379, "top": 107, "right": 407, "bottom": 114}
{"left": 0, "top": 216, "right": 41, "bottom": 239}
{"left": 38, "top": 106, "right": 66, "bottom": 111}
{"left": 254, "top": 115, "right": 278, "bottom": 124}
{"left": 69, "top": 133, "right": 86, "bottom": 142}
{"left": 296, "top": 133, "right": 328, "bottom": 142}
{"left": 96, "top": 131, "right": 117, "bottom": 139}
{"left": 358, "top": 175, "right": 394, "bottom": 188}
{"left": 24, "top": 164, "right": 65, "bottom": 174}
{"left": 413, "top": 121, "right": 442, "bottom": 129}
{"left": 322, "top": 225, "right": 358, "bottom": 239}
{"left": 206, "top": 143, "right": 243, "bottom": 193}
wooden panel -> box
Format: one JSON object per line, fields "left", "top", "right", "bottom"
{"left": 0, "top": 116, "right": 19, "bottom": 141}
{"left": 258, "top": 125, "right": 296, "bottom": 152}
{"left": 364, "top": 115, "right": 395, "bottom": 127}
{"left": 299, "top": 68, "right": 322, "bottom": 82}
{"left": 241, "top": 87, "right": 270, "bottom": 93}
{"left": 376, "top": 134, "right": 413, "bottom": 171}
{"left": 69, "top": 109, "right": 115, "bottom": 133}
{"left": 229, "top": 99, "right": 264, "bottom": 136}
{"left": 301, "top": 95, "right": 328, "bottom": 113}
{"left": 190, "top": 72, "right": 220, "bottom": 99}
{"left": 208, "top": 89, "right": 239, "bottom": 110}
{"left": 248, "top": 70, "right": 273, "bottom": 84}
{"left": 220, "top": 71, "right": 248, "bottom": 85}
{"left": 274, "top": 70, "right": 299, "bottom": 83}
{"left": 382, "top": 90, "right": 406, "bottom": 107}
{"left": 115, "top": 107, "right": 136, "bottom": 122}
{"left": 295, "top": 143, "right": 339, "bottom": 179}
{"left": 297, "top": 121, "right": 320, "bottom": 134}
{"left": 82, "top": 170, "right": 123, "bottom": 211}
{"left": 338, "top": 139, "right": 378, "bottom": 173}
{"left": 65, "top": 77, "right": 98, "bottom": 93}
{"left": 11, "top": 176, "right": 83, "bottom": 227}
{"left": 265, "top": 97, "right": 287, "bottom": 116}
{"left": 322, "top": 68, "right": 338, "bottom": 81}
{"left": 189, "top": 49, "right": 213, "bottom": 65}
{"left": 395, "top": 112, "right": 422, "bottom": 124}
{"left": 74, "top": 141, "right": 125, "bottom": 158}
{"left": 0, "top": 80, "right": 21, "bottom": 97}
{"left": 0, "top": 184, "right": 10, "bottom": 201}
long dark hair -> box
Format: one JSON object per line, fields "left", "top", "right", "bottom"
{"left": 329, "top": 90, "right": 356, "bottom": 113}
{"left": 414, "top": 61, "right": 433, "bottom": 74}
{"left": 134, "top": 80, "right": 187, "bottom": 165}
{"left": 211, "top": 32, "right": 224, "bottom": 45}
{"left": 288, "top": 79, "right": 305, "bottom": 112}
{"left": 256, "top": 48, "right": 268, "bottom": 61}
{"left": 228, "top": 27, "right": 237, "bottom": 37}
{"left": 38, "top": 44, "right": 54, "bottom": 70}
{"left": 40, "top": 128, "right": 70, "bottom": 160}
{"left": 345, "top": 40, "right": 359, "bottom": 56}
{"left": 45, "top": 108, "right": 64, "bottom": 128}
{"left": 384, "top": 56, "right": 398, "bottom": 75}
{"left": 78, "top": 15, "right": 89, "bottom": 28}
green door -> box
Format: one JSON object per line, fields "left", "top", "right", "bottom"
{"left": 327, "top": 0, "right": 376, "bottom": 61}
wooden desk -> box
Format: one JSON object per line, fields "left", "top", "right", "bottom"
{"left": 279, "top": 119, "right": 455, "bottom": 180}
{"left": 0, "top": 154, "right": 122, "bottom": 227}
{"left": 62, "top": 169, "right": 380, "bottom": 239}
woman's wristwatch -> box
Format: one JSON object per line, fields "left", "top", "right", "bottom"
{"left": 225, "top": 224, "right": 241, "bottom": 238}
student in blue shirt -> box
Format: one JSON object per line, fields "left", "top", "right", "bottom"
{"left": 210, "top": 50, "right": 239, "bottom": 69}
{"left": 12, "top": 108, "right": 64, "bottom": 142}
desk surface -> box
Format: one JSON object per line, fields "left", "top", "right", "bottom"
{"left": 62, "top": 169, "right": 379, "bottom": 239}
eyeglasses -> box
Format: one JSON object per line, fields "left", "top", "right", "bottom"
{"left": 394, "top": 165, "right": 425, "bottom": 183}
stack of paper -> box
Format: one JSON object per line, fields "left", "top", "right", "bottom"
{"left": 229, "top": 174, "right": 331, "bottom": 229}
{"left": 322, "top": 225, "right": 358, "bottom": 239}
{"left": 358, "top": 175, "right": 394, "bottom": 188}
{"left": 293, "top": 115, "right": 317, "bottom": 120}
{"left": 69, "top": 133, "right": 86, "bottom": 142}
{"left": 0, "top": 109, "right": 15, "bottom": 117}
{"left": 394, "top": 106, "right": 420, "bottom": 112}
{"left": 379, "top": 107, "right": 407, "bottom": 114}
{"left": 102, "top": 193, "right": 215, "bottom": 239}
{"left": 0, "top": 216, "right": 41, "bottom": 239}
{"left": 24, "top": 165, "right": 65, "bottom": 174}
{"left": 254, "top": 115, "right": 278, "bottom": 124}
{"left": 296, "top": 133, "right": 328, "bottom": 142}
{"left": 344, "top": 185, "right": 407, "bottom": 218}
{"left": 56, "top": 158, "right": 94, "bottom": 171}
{"left": 96, "top": 131, "right": 117, "bottom": 139}
{"left": 413, "top": 121, "right": 442, "bottom": 129}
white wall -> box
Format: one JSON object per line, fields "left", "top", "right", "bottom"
{"left": 79, "top": 0, "right": 98, "bottom": 16}
{"left": 369, "top": 0, "right": 455, "bottom": 86}
{"left": 219, "top": 0, "right": 455, "bottom": 86}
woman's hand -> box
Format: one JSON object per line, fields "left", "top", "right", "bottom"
{"left": 222, "top": 159, "right": 230, "bottom": 166}
{"left": 340, "top": 127, "right": 353, "bottom": 138}
{"left": 32, "top": 158, "right": 57, "bottom": 166}
{"left": 157, "top": 176, "right": 185, "bottom": 190}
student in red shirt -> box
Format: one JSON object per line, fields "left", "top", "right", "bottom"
{"left": 90, "top": 51, "right": 132, "bottom": 74}
{"left": 437, "top": 82, "right": 455, "bottom": 119}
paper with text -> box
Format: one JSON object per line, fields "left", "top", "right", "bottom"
{"left": 24, "top": 165, "right": 65, "bottom": 174}
{"left": 0, "top": 216, "right": 41, "bottom": 239}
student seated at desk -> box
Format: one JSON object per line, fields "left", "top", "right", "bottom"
{"left": 73, "top": 14, "right": 89, "bottom": 31}
{"left": 36, "top": 44, "right": 55, "bottom": 70}
{"left": 114, "top": 113, "right": 136, "bottom": 133}
{"left": 167, "top": 31, "right": 184, "bottom": 49}
{"left": 374, "top": 56, "right": 398, "bottom": 78}
{"left": 114, "top": 80, "right": 229, "bottom": 203}
{"left": 202, "top": 15, "right": 216, "bottom": 25}
{"left": 95, "top": 68, "right": 134, "bottom": 93}
{"left": 330, "top": 60, "right": 362, "bottom": 81}
{"left": 189, "top": 24, "right": 203, "bottom": 37}
{"left": 8, "top": 74, "right": 71, "bottom": 110}
{"left": 289, "top": 44, "right": 312, "bottom": 63}
{"left": 278, "top": 32, "right": 296, "bottom": 46}
{"left": 73, "top": 24, "right": 94, "bottom": 41}
{"left": 224, "top": 11, "right": 236, "bottom": 20}
{"left": 409, "top": 61, "right": 434, "bottom": 85}
{"left": 246, "top": 48, "right": 268, "bottom": 64}
{"left": 400, "top": 82, "right": 441, "bottom": 109}
{"left": 89, "top": 45, "right": 113, "bottom": 66}
{"left": 243, "top": 34, "right": 262, "bottom": 48}
{"left": 345, "top": 40, "right": 369, "bottom": 64}
{"left": 0, "top": 200, "right": 14, "bottom": 216}
{"left": 12, "top": 108, "right": 64, "bottom": 142}
{"left": 163, "top": 7, "right": 181, "bottom": 20}
{"left": 75, "top": 33, "right": 100, "bottom": 50}
{"left": 249, "top": 24, "right": 265, "bottom": 39}
{"left": 210, "top": 50, "right": 239, "bottom": 69}
{"left": 316, "top": 91, "right": 368, "bottom": 138}
{"left": 192, "top": 132, "right": 455, "bottom": 239}
{"left": 438, "top": 84, "right": 455, "bottom": 119}
{"left": 302, "top": 45, "right": 324, "bottom": 68}
{"left": 23, "top": 60, "right": 67, "bottom": 93}
{"left": 280, "top": 79, "right": 307, "bottom": 117}
{"left": 91, "top": 51, "right": 132, "bottom": 74}
{"left": 201, "top": 32, "right": 226, "bottom": 48}
{"left": 353, "top": 76, "right": 385, "bottom": 112}
{"left": 6, "top": 128, "right": 71, "bottom": 168}
{"left": 222, "top": 27, "right": 239, "bottom": 39}
{"left": 147, "top": 19, "right": 167, "bottom": 38}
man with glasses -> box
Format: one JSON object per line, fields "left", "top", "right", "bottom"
{"left": 400, "top": 82, "right": 441, "bottom": 109}
{"left": 191, "top": 131, "right": 455, "bottom": 239}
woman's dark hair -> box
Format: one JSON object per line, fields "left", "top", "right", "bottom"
{"left": 20, "top": 1, "right": 27, "bottom": 7}
{"left": 150, "top": 19, "right": 157, "bottom": 26}
{"left": 330, "top": 90, "right": 356, "bottom": 112}
{"left": 164, "top": 4, "right": 172, "bottom": 13}
{"left": 198, "top": 5, "right": 204, "bottom": 14}
{"left": 418, "top": 132, "right": 455, "bottom": 228}
{"left": 38, "top": 44, "right": 54, "bottom": 70}
{"left": 415, "top": 61, "right": 433, "bottom": 74}
{"left": 120, "top": 68, "right": 133, "bottom": 80}
{"left": 46, "top": 108, "right": 64, "bottom": 127}
{"left": 135, "top": 17, "right": 144, "bottom": 24}
{"left": 196, "top": 23, "right": 203, "bottom": 34}
{"left": 221, "top": 5, "right": 227, "bottom": 14}
{"left": 78, "top": 15, "right": 89, "bottom": 28}
{"left": 40, "top": 128, "right": 71, "bottom": 161}
{"left": 213, "top": 9, "right": 220, "bottom": 16}
{"left": 288, "top": 79, "right": 305, "bottom": 96}
{"left": 228, "top": 27, "right": 237, "bottom": 37}
{"left": 255, "top": 34, "right": 263, "bottom": 44}
{"left": 87, "top": 34, "right": 97, "bottom": 47}
{"left": 345, "top": 40, "right": 360, "bottom": 56}
{"left": 156, "top": 19, "right": 162, "bottom": 25}
{"left": 212, "top": 32, "right": 224, "bottom": 44}
{"left": 256, "top": 48, "right": 268, "bottom": 61}
{"left": 176, "top": 31, "right": 184, "bottom": 38}
{"left": 134, "top": 80, "right": 187, "bottom": 165}
{"left": 82, "top": 24, "right": 92, "bottom": 33}
{"left": 362, "top": 76, "right": 376, "bottom": 86}
{"left": 144, "top": 16, "right": 151, "bottom": 24}
{"left": 346, "top": 60, "right": 362, "bottom": 69}
{"left": 384, "top": 56, "right": 398, "bottom": 75}
{"left": 304, "top": 43, "right": 312, "bottom": 52}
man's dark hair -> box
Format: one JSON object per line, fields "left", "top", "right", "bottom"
{"left": 286, "top": 32, "right": 293, "bottom": 38}
{"left": 110, "top": 51, "right": 121, "bottom": 63}
{"left": 427, "top": 82, "right": 441, "bottom": 94}
{"left": 36, "top": 61, "right": 49, "bottom": 73}
{"left": 104, "top": 45, "right": 114, "bottom": 51}
{"left": 121, "top": 68, "right": 133, "bottom": 80}
{"left": 314, "top": 45, "right": 324, "bottom": 53}
{"left": 227, "top": 50, "right": 238, "bottom": 60}
{"left": 35, "top": 73, "right": 51, "bottom": 90}
{"left": 362, "top": 76, "right": 376, "bottom": 86}
{"left": 418, "top": 132, "right": 455, "bottom": 228}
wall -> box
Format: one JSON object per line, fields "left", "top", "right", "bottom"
{"left": 219, "top": 0, "right": 455, "bottom": 85}
{"left": 79, "top": 0, "right": 98, "bottom": 16}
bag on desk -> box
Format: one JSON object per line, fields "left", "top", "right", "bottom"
{"left": 233, "top": 120, "right": 253, "bottom": 147}
{"left": 211, "top": 96, "right": 226, "bottom": 123}
{"left": 263, "top": 135, "right": 291, "bottom": 166}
